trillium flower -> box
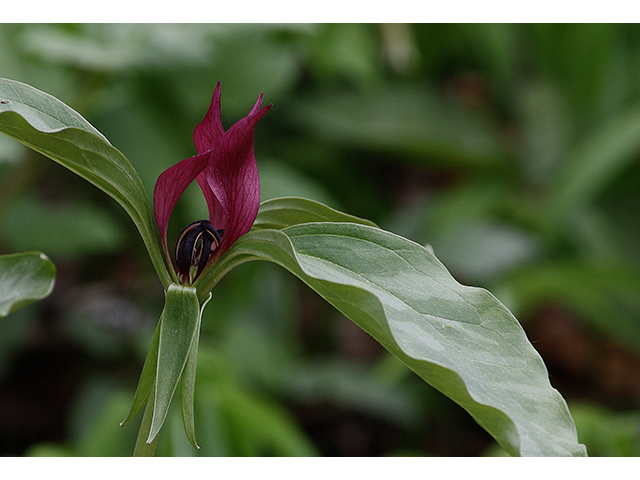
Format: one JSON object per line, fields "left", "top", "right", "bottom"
{"left": 153, "top": 82, "right": 271, "bottom": 284}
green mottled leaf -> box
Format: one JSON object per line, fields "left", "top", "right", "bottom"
{"left": 199, "top": 221, "right": 586, "bottom": 457}
{"left": 0, "top": 252, "right": 55, "bottom": 317}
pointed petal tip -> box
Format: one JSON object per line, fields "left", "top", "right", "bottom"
{"left": 249, "top": 92, "right": 264, "bottom": 115}
{"left": 193, "top": 82, "right": 224, "bottom": 153}
{"left": 260, "top": 102, "right": 273, "bottom": 116}
{"left": 249, "top": 96, "right": 272, "bottom": 119}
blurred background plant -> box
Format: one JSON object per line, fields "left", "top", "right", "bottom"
{"left": 1, "top": 23, "right": 640, "bottom": 456}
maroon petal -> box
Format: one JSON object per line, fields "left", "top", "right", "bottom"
{"left": 196, "top": 169, "right": 225, "bottom": 230}
{"left": 153, "top": 83, "right": 271, "bottom": 283}
{"left": 153, "top": 153, "right": 210, "bottom": 253}
{"left": 204, "top": 96, "right": 271, "bottom": 257}
{"left": 192, "top": 81, "right": 224, "bottom": 155}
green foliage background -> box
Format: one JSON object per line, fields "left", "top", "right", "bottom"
{"left": 1, "top": 23, "right": 639, "bottom": 456}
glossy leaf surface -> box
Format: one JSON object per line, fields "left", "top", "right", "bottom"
{"left": 201, "top": 222, "right": 586, "bottom": 456}
{"left": 253, "top": 196, "right": 378, "bottom": 230}
{"left": 0, "top": 252, "right": 55, "bottom": 317}
{"left": 0, "top": 78, "right": 170, "bottom": 287}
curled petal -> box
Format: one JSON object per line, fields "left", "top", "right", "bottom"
{"left": 153, "top": 82, "right": 271, "bottom": 280}
{"left": 196, "top": 170, "right": 225, "bottom": 231}
{"left": 204, "top": 99, "right": 271, "bottom": 256}
{"left": 153, "top": 153, "right": 209, "bottom": 252}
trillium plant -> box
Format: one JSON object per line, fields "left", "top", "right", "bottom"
{"left": 0, "top": 78, "right": 587, "bottom": 457}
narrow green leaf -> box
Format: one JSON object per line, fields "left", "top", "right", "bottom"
{"left": 202, "top": 223, "right": 586, "bottom": 456}
{"left": 0, "top": 78, "right": 171, "bottom": 287}
{"left": 148, "top": 284, "right": 200, "bottom": 444}
{"left": 181, "top": 292, "right": 211, "bottom": 450}
{"left": 120, "top": 319, "right": 161, "bottom": 427}
{"left": 253, "top": 196, "right": 377, "bottom": 230}
{"left": 133, "top": 384, "right": 159, "bottom": 457}
{"left": 0, "top": 252, "right": 55, "bottom": 317}
{"left": 548, "top": 101, "right": 640, "bottom": 218}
